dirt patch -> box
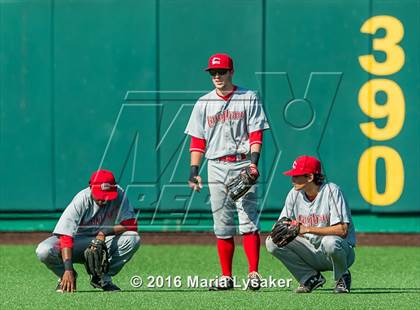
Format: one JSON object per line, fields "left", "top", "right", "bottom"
{"left": 0, "top": 232, "right": 419, "bottom": 246}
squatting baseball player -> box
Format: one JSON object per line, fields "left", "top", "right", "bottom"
{"left": 266, "top": 156, "right": 356, "bottom": 293}
{"left": 185, "top": 53, "right": 270, "bottom": 290}
{"left": 36, "top": 170, "right": 140, "bottom": 292}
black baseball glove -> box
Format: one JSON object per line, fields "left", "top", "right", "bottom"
{"left": 226, "top": 166, "right": 259, "bottom": 201}
{"left": 270, "top": 217, "right": 300, "bottom": 247}
{"left": 83, "top": 239, "right": 109, "bottom": 279}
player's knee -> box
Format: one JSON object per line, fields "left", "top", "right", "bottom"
{"left": 215, "top": 233, "right": 234, "bottom": 240}
{"left": 265, "top": 236, "right": 280, "bottom": 254}
{"left": 131, "top": 232, "right": 141, "bottom": 250}
{"left": 35, "top": 242, "right": 52, "bottom": 263}
{"left": 214, "top": 227, "right": 235, "bottom": 239}
{"left": 321, "top": 236, "right": 343, "bottom": 255}
{"left": 120, "top": 231, "right": 141, "bottom": 251}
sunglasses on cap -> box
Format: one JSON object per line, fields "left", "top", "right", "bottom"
{"left": 209, "top": 69, "right": 229, "bottom": 76}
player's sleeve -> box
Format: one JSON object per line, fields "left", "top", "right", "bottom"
{"left": 190, "top": 136, "right": 206, "bottom": 153}
{"left": 246, "top": 93, "right": 270, "bottom": 133}
{"left": 53, "top": 193, "right": 85, "bottom": 237}
{"left": 59, "top": 235, "right": 74, "bottom": 249}
{"left": 116, "top": 188, "right": 137, "bottom": 224}
{"left": 249, "top": 130, "right": 263, "bottom": 146}
{"left": 185, "top": 100, "right": 206, "bottom": 139}
{"left": 120, "top": 218, "right": 138, "bottom": 232}
{"left": 328, "top": 184, "right": 351, "bottom": 226}
{"left": 279, "top": 189, "right": 296, "bottom": 219}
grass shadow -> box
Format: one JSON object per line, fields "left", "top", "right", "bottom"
{"left": 75, "top": 289, "right": 206, "bottom": 293}
{"left": 350, "top": 287, "right": 420, "bottom": 294}
{"left": 316, "top": 287, "right": 420, "bottom": 294}
{"left": 74, "top": 287, "right": 420, "bottom": 294}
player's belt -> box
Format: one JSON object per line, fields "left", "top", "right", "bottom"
{"left": 218, "top": 154, "right": 247, "bottom": 162}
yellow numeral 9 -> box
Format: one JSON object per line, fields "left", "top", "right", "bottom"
{"left": 358, "top": 79, "right": 405, "bottom": 141}
{"left": 358, "top": 146, "right": 404, "bottom": 206}
{"left": 359, "top": 15, "right": 405, "bottom": 75}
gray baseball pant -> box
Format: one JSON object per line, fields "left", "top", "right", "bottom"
{"left": 208, "top": 159, "right": 260, "bottom": 238}
{"left": 266, "top": 235, "right": 355, "bottom": 283}
{"left": 36, "top": 231, "right": 140, "bottom": 285}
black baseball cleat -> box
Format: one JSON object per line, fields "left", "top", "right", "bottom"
{"left": 247, "top": 271, "right": 262, "bottom": 291}
{"left": 295, "top": 273, "right": 326, "bottom": 293}
{"left": 334, "top": 270, "right": 351, "bottom": 293}
{"left": 209, "top": 276, "right": 234, "bottom": 291}
{"left": 90, "top": 275, "right": 102, "bottom": 289}
{"left": 55, "top": 279, "right": 64, "bottom": 293}
{"left": 90, "top": 275, "right": 121, "bottom": 292}
{"left": 101, "top": 282, "right": 121, "bottom": 292}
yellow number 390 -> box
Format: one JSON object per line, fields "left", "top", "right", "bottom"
{"left": 359, "top": 15, "right": 405, "bottom": 75}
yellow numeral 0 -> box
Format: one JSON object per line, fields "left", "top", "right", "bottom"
{"left": 358, "top": 79, "right": 405, "bottom": 141}
{"left": 358, "top": 146, "right": 404, "bottom": 206}
{"left": 359, "top": 15, "right": 405, "bottom": 75}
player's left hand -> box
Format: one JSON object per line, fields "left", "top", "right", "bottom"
{"left": 248, "top": 164, "right": 259, "bottom": 180}
{"left": 270, "top": 217, "right": 300, "bottom": 247}
{"left": 61, "top": 270, "right": 76, "bottom": 293}
{"left": 298, "top": 224, "right": 308, "bottom": 235}
{"left": 95, "top": 231, "right": 106, "bottom": 241}
{"left": 188, "top": 175, "right": 203, "bottom": 192}
{"left": 84, "top": 239, "right": 110, "bottom": 279}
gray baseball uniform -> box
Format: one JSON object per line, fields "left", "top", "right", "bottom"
{"left": 53, "top": 186, "right": 135, "bottom": 237}
{"left": 266, "top": 182, "right": 356, "bottom": 283}
{"left": 36, "top": 186, "right": 140, "bottom": 285}
{"left": 185, "top": 87, "right": 270, "bottom": 238}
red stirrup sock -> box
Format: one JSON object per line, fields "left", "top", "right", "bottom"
{"left": 217, "top": 238, "right": 235, "bottom": 277}
{"left": 243, "top": 232, "right": 260, "bottom": 273}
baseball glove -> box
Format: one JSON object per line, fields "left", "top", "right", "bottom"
{"left": 83, "top": 239, "right": 109, "bottom": 278}
{"left": 270, "top": 217, "right": 300, "bottom": 247}
{"left": 226, "top": 166, "right": 259, "bottom": 201}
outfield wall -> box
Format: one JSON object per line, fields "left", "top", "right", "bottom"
{"left": 0, "top": 0, "right": 419, "bottom": 232}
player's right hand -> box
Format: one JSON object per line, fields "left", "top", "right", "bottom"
{"left": 61, "top": 270, "right": 76, "bottom": 293}
{"left": 188, "top": 176, "right": 203, "bottom": 192}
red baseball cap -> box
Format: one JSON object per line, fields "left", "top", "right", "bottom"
{"left": 205, "top": 53, "right": 234, "bottom": 71}
{"left": 89, "top": 170, "right": 118, "bottom": 201}
{"left": 283, "top": 155, "right": 322, "bottom": 176}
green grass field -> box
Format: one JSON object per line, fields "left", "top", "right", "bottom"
{"left": 1, "top": 245, "right": 419, "bottom": 309}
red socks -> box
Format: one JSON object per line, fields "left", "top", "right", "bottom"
{"left": 217, "top": 238, "right": 235, "bottom": 277}
{"left": 217, "top": 232, "right": 260, "bottom": 276}
{"left": 243, "top": 232, "right": 260, "bottom": 273}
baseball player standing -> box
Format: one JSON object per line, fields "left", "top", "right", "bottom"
{"left": 36, "top": 170, "right": 140, "bottom": 292}
{"left": 185, "top": 53, "right": 270, "bottom": 290}
{"left": 266, "top": 156, "right": 356, "bottom": 293}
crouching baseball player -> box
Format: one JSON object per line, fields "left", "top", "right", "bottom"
{"left": 36, "top": 170, "right": 140, "bottom": 292}
{"left": 185, "top": 53, "right": 270, "bottom": 290}
{"left": 266, "top": 156, "right": 356, "bottom": 293}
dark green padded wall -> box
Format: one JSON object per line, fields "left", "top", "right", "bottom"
{"left": 0, "top": 0, "right": 418, "bottom": 231}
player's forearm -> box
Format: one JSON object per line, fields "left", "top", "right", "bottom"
{"left": 97, "top": 224, "right": 122, "bottom": 239}
{"left": 301, "top": 223, "right": 348, "bottom": 238}
{"left": 97, "top": 221, "right": 137, "bottom": 240}
{"left": 249, "top": 130, "right": 263, "bottom": 162}
{"left": 59, "top": 235, "right": 74, "bottom": 269}
{"left": 249, "top": 130, "right": 262, "bottom": 166}
{"left": 188, "top": 151, "right": 204, "bottom": 192}
{"left": 61, "top": 247, "right": 74, "bottom": 272}
{"left": 250, "top": 144, "right": 261, "bottom": 167}
{"left": 112, "top": 224, "right": 127, "bottom": 235}
{"left": 61, "top": 247, "right": 72, "bottom": 261}
{"left": 190, "top": 151, "right": 204, "bottom": 166}
{"left": 250, "top": 143, "right": 261, "bottom": 153}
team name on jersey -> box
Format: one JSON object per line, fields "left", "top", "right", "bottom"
{"left": 207, "top": 110, "right": 245, "bottom": 128}
{"left": 298, "top": 214, "right": 329, "bottom": 226}
{"left": 83, "top": 205, "right": 119, "bottom": 227}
